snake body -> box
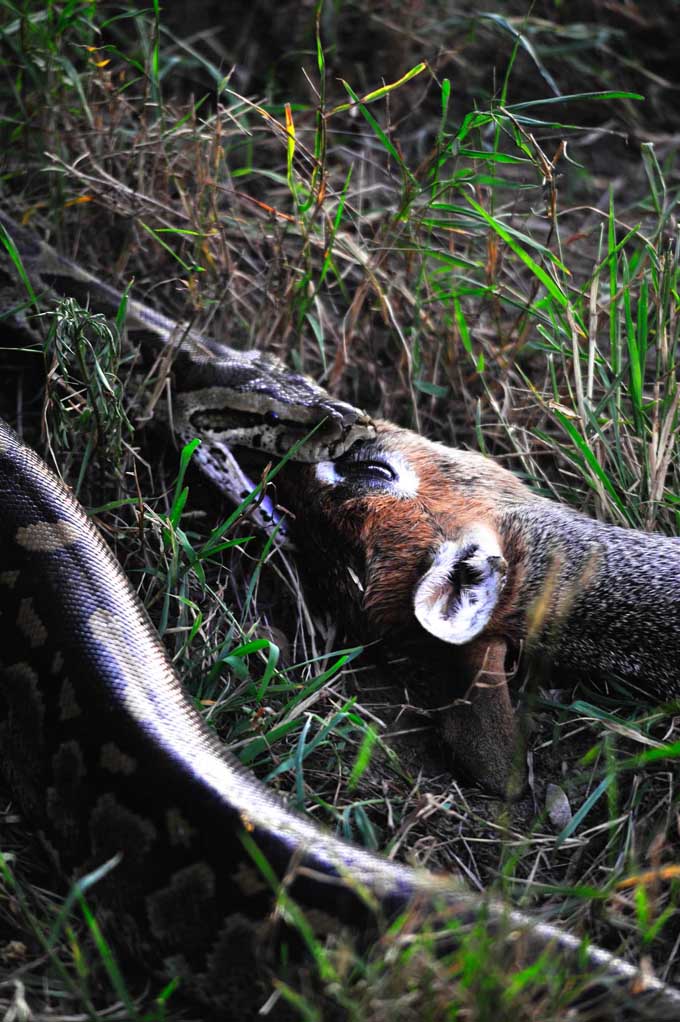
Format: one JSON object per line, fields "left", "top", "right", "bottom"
{"left": 1, "top": 217, "right": 680, "bottom": 1016}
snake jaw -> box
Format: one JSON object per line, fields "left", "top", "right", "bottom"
{"left": 311, "top": 407, "right": 376, "bottom": 462}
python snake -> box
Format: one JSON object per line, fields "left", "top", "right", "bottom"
{"left": 1, "top": 214, "right": 679, "bottom": 1018}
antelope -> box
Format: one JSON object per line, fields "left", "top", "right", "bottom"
{"left": 279, "top": 420, "right": 680, "bottom": 795}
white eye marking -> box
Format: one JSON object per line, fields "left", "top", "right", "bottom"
{"left": 315, "top": 450, "right": 419, "bottom": 499}
{"left": 315, "top": 461, "right": 342, "bottom": 486}
{"left": 388, "top": 451, "right": 419, "bottom": 497}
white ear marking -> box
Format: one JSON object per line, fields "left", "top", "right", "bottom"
{"left": 413, "top": 525, "right": 507, "bottom": 644}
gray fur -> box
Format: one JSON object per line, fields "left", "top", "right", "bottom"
{"left": 499, "top": 499, "right": 680, "bottom": 698}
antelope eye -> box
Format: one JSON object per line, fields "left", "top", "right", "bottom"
{"left": 335, "top": 458, "right": 396, "bottom": 485}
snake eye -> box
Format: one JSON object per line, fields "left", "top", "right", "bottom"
{"left": 264, "top": 410, "right": 280, "bottom": 426}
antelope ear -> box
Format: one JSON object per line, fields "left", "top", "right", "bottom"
{"left": 413, "top": 526, "right": 507, "bottom": 644}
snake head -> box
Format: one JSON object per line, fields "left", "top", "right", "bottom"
{"left": 174, "top": 350, "right": 376, "bottom": 464}
{"left": 311, "top": 397, "right": 376, "bottom": 458}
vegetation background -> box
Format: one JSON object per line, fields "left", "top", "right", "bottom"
{"left": 1, "top": 1, "right": 680, "bottom": 1019}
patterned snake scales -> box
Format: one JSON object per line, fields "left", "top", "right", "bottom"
{"left": 1, "top": 214, "right": 678, "bottom": 1018}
